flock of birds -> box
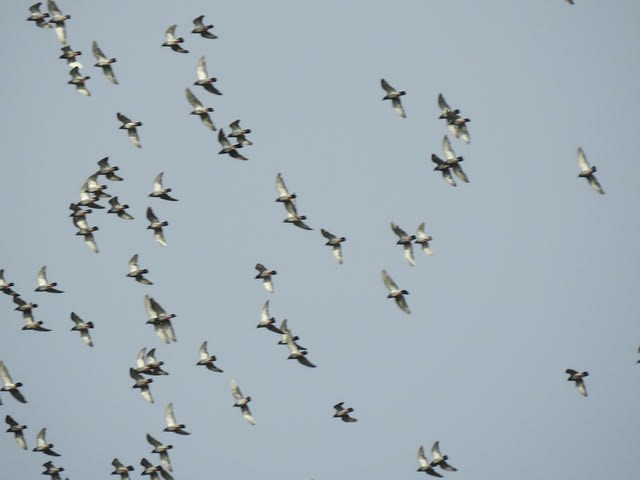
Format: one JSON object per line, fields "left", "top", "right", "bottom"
{"left": 3, "top": 1, "right": 634, "bottom": 479}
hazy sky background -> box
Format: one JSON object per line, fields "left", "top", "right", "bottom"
{"left": 1, "top": 1, "right": 639, "bottom": 479}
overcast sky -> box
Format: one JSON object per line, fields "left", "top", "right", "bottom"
{"left": 1, "top": 1, "right": 639, "bottom": 479}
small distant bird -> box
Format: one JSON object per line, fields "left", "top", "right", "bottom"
{"left": 33, "top": 427, "right": 59, "bottom": 456}
{"left": 59, "top": 45, "right": 82, "bottom": 68}
{"left": 47, "top": 0, "right": 69, "bottom": 44}
{"left": 256, "top": 300, "right": 283, "bottom": 333}
{"left": 164, "top": 402, "right": 190, "bottom": 435}
{"left": 95, "top": 157, "right": 123, "bottom": 181}
{"left": 127, "top": 254, "right": 153, "bottom": 285}
{"left": 35, "top": 266, "right": 63, "bottom": 293}
{"left": 391, "top": 222, "right": 416, "bottom": 266}
{"left": 430, "top": 441, "right": 457, "bottom": 472}
{"left": 69, "top": 202, "right": 91, "bottom": 221}
{"left": 108, "top": 196, "right": 134, "bottom": 220}
{"left": 442, "top": 135, "right": 469, "bottom": 183}
{"left": 162, "top": 24, "right": 188, "bottom": 53}
{"left": 566, "top": 369, "right": 589, "bottom": 397}
{"left": 286, "top": 335, "right": 316, "bottom": 368}
{"left": 82, "top": 173, "right": 110, "bottom": 199}
{"left": 431, "top": 153, "right": 457, "bottom": 187}
{"left": 68, "top": 66, "right": 91, "bottom": 96}
{"left": 438, "top": 93, "right": 470, "bottom": 143}
{"left": 130, "top": 368, "right": 154, "bottom": 403}
{"left": 78, "top": 189, "right": 104, "bottom": 209}
{"left": 231, "top": 379, "right": 255, "bottom": 425}
{"left": 192, "top": 15, "right": 217, "bottom": 39}
{"left": 0, "top": 269, "right": 18, "bottom": 296}
{"left": 140, "top": 457, "right": 174, "bottom": 480}
{"left": 146, "top": 207, "right": 168, "bottom": 247}
{"left": 321, "top": 228, "right": 346, "bottom": 264}
{"left": 117, "top": 112, "right": 142, "bottom": 148}
{"left": 284, "top": 201, "right": 313, "bottom": 230}
{"left": 146, "top": 434, "right": 173, "bottom": 472}
{"left": 70, "top": 312, "right": 94, "bottom": 347}
{"left": 417, "top": 445, "right": 443, "bottom": 477}
{"left": 415, "top": 222, "right": 434, "bottom": 256}
{"left": 13, "top": 295, "right": 38, "bottom": 313}
{"left": 111, "top": 458, "right": 134, "bottom": 480}
{"left": 275, "top": 172, "right": 297, "bottom": 204}
{"left": 5, "top": 415, "right": 28, "bottom": 449}
{"left": 92, "top": 40, "right": 118, "bottom": 84}
{"left": 134, "top": 348, "right": 168, "bottom": 376}
{"left": 228, "top": 120, "right": 252, "bottom": 146}
{"left": 218, "top": 129, "right": 247, "bottom": 160}
{"left": 197, "top": 341, "right": 223, "bottom": 373}
{"left": 185, "top": 88, "right": 215, "bottom": 130}
{"left": 27, "top": 3, "right": 50, "bottom": 28}
{"left": 380, "top": 78, "right": 406, "bottom": 118}
{"left": 381, "top": 269, "right": 410, "bottom": 314}
{"left": 21, "top": 310, "right": 51, "bottom": 332}
{"left": 577, "top": 147, "right": 604, "bottom": 194}
{"left": 195, "top": 56, "right": 222, "bottom": 95}
{"left": 149, "top": 173, "right": 179, "bottom": 201}
{"left": 42, "top": 460, "right": 65, "bottom": 480}
{"left": 278, "top": 319, "right": 307, "bottom": 350}
{"left": 144, "top": 295, "right": 177, "bottom": 344}
{"left": 73, "top": 216, "right": 99, "bottom": 253}
{"left": 333, "top": 402, "right": 357, "bottom": 423}
{"left": 255, "top": 263, "right": 277, "bottom": 293}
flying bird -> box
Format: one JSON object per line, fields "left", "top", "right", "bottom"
{"left": 130, "top": 368, "right": 154, "bottom": 403}
{"left": 47, "top": 0, "right": 69, "bottom": 44}
{"left": 78, "top": 189, "right": 104, "bottom": 209}
{"left": 275, "top": 172, "right": 297, "bottom": 204}
{"left": 111, "top": 458, "right": 134, "bottom": 480}
{"left": 185, "top": 88, "right": 215, "bottom": 130}
{"left": 256, "top": 300, "right": 283, "bottom": 333}
{"left": 566, "top": 369, "right": 589, "bottom": 397}
{"left": 146, "top": 207, "right": 168, "bottom": 247}
{"left": 35, "top": 266, "right": 63, "bottom": 293}
{"left": 228, "top": 120, "right": 252, "bottom": 146}
{"left": 5, "top": 415, "right": 28, "bottom": 449}
{"left": 68, "top": 66, "right": 91, "bottom": 96}
{"left": 92, "top": 41, "right": 118, "bottom": 84}
{"left": 430, "top": 441, "right": 457, "bottom": 472}
{"left": 73, "top": 215, "right": 99, "bottom": 253}
{"left": 127, "top": 254, "right": 153, "bottom": 285}
{"left": 33, "top": 427, "right": 59, "bottom": 456}
{"left": 140, "top": 457, "right": 174, "bottom": 480}
{"left": 415, "top": 222, "right": 434, "bottom": 256}
{"left": 442, "top": 135, "right": 469, "bottom": 183}
{"left": 195, "top": 56, "right": 221, "bottom": 95}
{"left": 417, "top": 445, "right": 443, "bottom": 477}
{"left": 21, "top": 310, "right": 51, "bottom": 332}
{"left": 255, "top": 263, "right": 277, "bottom": 293}
{"left": 197, "top": 341, "right": 223, "bottom": 373}
{"left": 284, "top": 201, "right": 313, "bottom": 230}
{"left": 286, "top": 334, "right": 316, "bottom": 368}
{"left": 42, "top": 460, "right": 65, "bottom": 480}
{"left": 381, "top": 269, "right": 410, "bottom": 314}
{"left": 192, "top": 15, "right": 217, "bottom": 39}
{"left": 0, "top": 361, "right": 27, "bottom": 404}
{"left": 70, "top": 312, "right": 94, "bottom": 347}
{"left": 321, "top": 228, "right": 346, "bottom": 264}
{"left": 162, "top": 24, "right": 188, "bottom": 53}
{"left": 13, "top": 295, "right": 38, "bottom": 313}
{"left": 144, "top": 295, "right": 177, "bottom": 343}
{"left": 391, "top": 222, "right": 416, "bottom": 266}
{"left": 59, "top": 45, "right": 82, "bottom": 68}
{"left": 81, "top": 173, "right": 110, "bottom": 199}
{"left": 231, "top": 379, "right": 255, "bottom": 425}
{"left": 218, "top": 129, "right": 247, "bottom": 160}
{"left": 438, "top": 93, "right": 471, "bottom": 143}
{"left": 431, "top": 153, "right": 457, "bottom": 187}
{"left": 117, "top": 112, "right": 142, "bottom": 148}
{"left": 134, "top": 348, "right": 168, "bottom": 376}
{"left": 27, "top": 3, "right": 51, "bottom": 28}
{"left": 0, "top": 269, "right": 18, "bottom": 296}
{"left": 381, "top": 78, "right": 406, "bottom": 118}
{"left": 146, "top": 435, "right": 173, "bottom": 472}
{"left": 333, "top": 402, "right": 357, "bottom": 423}
{"left": 164, "top": 402, "right": 191, "bottom": 435}
{"left": 577, "top": 147, "right": 604, "bottom": 194}
{"left": 149, "top": 172, "right": 179, "bottom": 201}
{"left": 95, "top": 157, "right": 123, "bottom": 181}
{"left": 108, "top": 197, "right": 134, "bottom": 220}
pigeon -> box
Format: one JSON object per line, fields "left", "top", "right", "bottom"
{"left": 34, "top": 266, "right": 63, "bottom": 293}
{"left": 442, "top": 135, "right": 469, "bottom": 183}
{"left": 134, "top": 348, "right": 168, "bottom": 376}
{"left": 117, "top": 112, "right": 142, "bottom": 148}
{"left": 5, "top": 415, "right": 28, "bottom": 449}
{"left": 145, "top": 435, "right": 173, "bottom": 472}
{"left": 140, "top": 457, "right": 174, "bottom": 480}
{"left": 144, "top": 295, "right": 177, "bottom": 344}
{"left": 577, "top": 147, "right": 604, "bottom": 194}
{"left": 391, "top": 222, "right": 416, "bottom": 266}
{"left": 195, "top": 56, "right": 222, "bottom": 95}
{"left": 431, "top": 441, "right": 457, "bottom": 472}
{"left": 228, "top": 120, "right": 252, "bottom": 146}
{"left": 78, "top": 189, "right": 104, "bottom": 209}
{"left": 0, "top": 269, "right": 18, "bottom": 296}
{"left": 192, "top": 15, "right": 217, "bottom": 39}
{"left": 42, "top": 460, "right": 65, "bottom": 480}
{"left": 284, "top": 201, "right": 313, "bottom": 230}
{"left": 162, "top": 24, "right": 188, "bottom": 53}
{"left": 68, "top": 66, "right": 91, "bottom": 96}
{"left": 431, "top": 153, "right": 457, "bottom": 187}
{"left": 185, "top": 88, "right": 215, "bottom": 130}
{"left": 231, "top": 379, "right": 255, "bottom": 425}
{"left": 70, "top": 312, "right": 94, "bottom": 347}
{"left": 417, "top": 445, "right": 443, "bottom": 477}
{"left": 95, "top": 157, "right": 123, "bottom": 181}
{"left": 321, "top": 228, "right": 346, "bottom": 264}
{"left": 566, "top": 369, "right": 589, "bottom": 397}
{"left": 286, "top": 334, "right": 316, "bottom": 368}
{"left": 33, "top": 428, "right": 59, "bottom": 456}
{"left": 255, "top": 263, "right": 277, "bottom": 293}
{"left": 108, "top": 197, "right": 134, "bottom": 220}
{"left": 438, "top": 93, "right": 471, "bottom": 143}
{"left": 275, "top": 172, "right": 297, "bottom": 204}
{"left": 218, "top": 128, "right": 247, "bottom": 160}
{"left": 81, "top": 173, "right": 110, "bottom": 199}
{"left": 92, "top": 41, "right": 118, "bottom": 84}
{"left": 47, "top": 0, "right": 69, "bottom": 44}
{"left": 381, "top": 269, "right": 410, "bottom": 314}
{"left": 127, "top": 254, "right": 153, "bottom": 285}
{"left": 256, "top": 300, "right": 283, "bottom": 333}
{"left": 21, "top": 310, "right": 51, "bottom": 332}
{"left": 13, "top": 295, "right": 38, "bottom": 314}
{"left": 27, "top": 3, "right": 51, "bottom": 28}
{"left": 197, "top": 341, "right": 223, "bottom": 373}
{"left": 164, "top": 402, "right": 190, "bottom": 435}
{"left": 73, "top": 216, "right": 99, "bottom": 253}
{"left": 277, "top": 319, "right": 307, "bottom": 350}
{"left": 111, "top": 458, "right": 134, "bottom": 480}
{"left": 149, "top": 173, "right": 179, "bottom": 201}
{"left": 130, "top": 368, "right": 154, "bottom": 403}
{"left": 333, "top": 402, "right": 357, "bottom": 423}
{"left": 59, "top": 45, "right": 82, "bottom": 68}
{"left": 69, "top": 203, "right": 92, "bottom": 221}
{"left": 380, "top": 78, "right": 406, "bottom": 118}
{"left": 415, "top": 222, "right": 434, "bottom": 256}
{"left": 146, "top": 207, "right": 168, "bottom": 247}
